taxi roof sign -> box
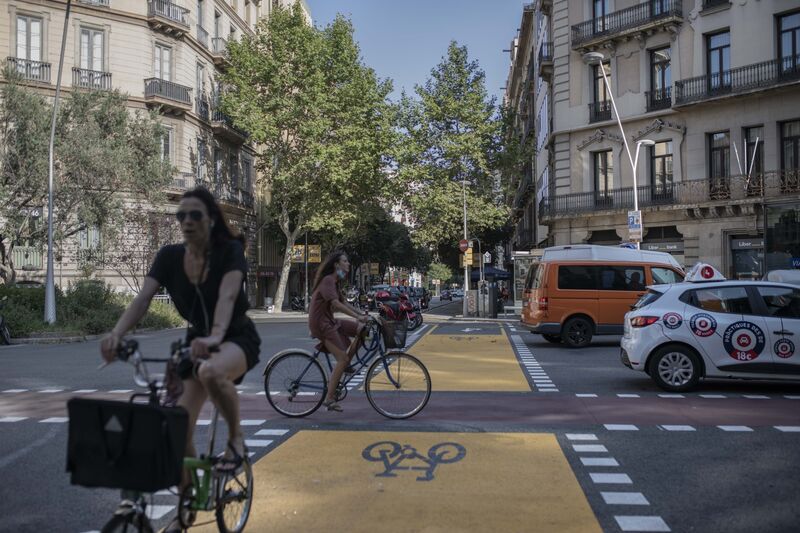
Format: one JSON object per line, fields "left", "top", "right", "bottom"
{"left": 684, "top": 262, "right": 726, "bottom": 283}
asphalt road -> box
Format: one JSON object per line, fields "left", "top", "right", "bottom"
{"left": 1, "top": 298, "right": 798, "bottom": 533}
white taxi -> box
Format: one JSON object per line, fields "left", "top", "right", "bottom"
{"left": 621, "top": 263, "right": 800, "bottom": 391}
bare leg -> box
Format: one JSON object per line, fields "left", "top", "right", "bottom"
{"left": 324, "top": 342, "right": 351, "bottom": 403}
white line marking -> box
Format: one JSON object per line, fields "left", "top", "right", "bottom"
{"left": 743, "top": 395, "right": 769, "bottom": 399}
{"left": 244, "top": 439, "right": 274, "bottom": 447}
{"left": 0, "top": 417, "right": 27, "bottom": 423}
{"left": 196, "top": 419, "right": 211, "bottom": 426}
{"left": 699, "top": 394, "right": 727, "bottom": 398}
{"left": 718, "top": 425, "right": 753, "bottom": 432}
{"left": 657, "top": 394, "right": 684, "bottom": 398}
{"left": 573, "top": 444, "right": 608, "bottom": 453}
{"left": 539, "top": 389, "right": 560, "bottom": 392}
{"left": 154, "top": 487, "right": 177, "bottom": 496}
{"left": 256, "top": 391, "right": 266, "bottom": 395}
{"left": 659, "top": 425, "right": 696, "bottom": 432}
{"left": 566, "top": 434, "right": 598, "bottom": 441}
{"left": 774, "top": 426, "right": 800, "bottom": 432}
{"left": 785, "top": 395, "right": 800, "bottom": 399}
{"left": 39, "top": 417, "right": 69, "bottom": 423}
{"left": 601, "top": 492, "right": 649, "bottom": 506}
{"left": 614, "top": 515, "right": 671, "bottom": 532}
{"left": 617, "top": 394, "right": 640, "bottom": 398}
{"left": 581, "top": 457, "right": 619, "bottom": 467}
{"left": 73, "top": 389, "right": 98, "bottom": 394}
{"left": 590, "top": 473, "right": 632, "bottom": 484}
{"left": 240, "top": 419, "right": 265, "bottom": 426}
{"left": 255, "top": 429, "right": 290, "bottom": 436}
{"left": 576, "top": 394, "right": 598, "bottom": 398}
{"left": 38, "top": 389, "right": 63, "bottom": 394}
{"left": 146, "top": 504, "right": 175, "bottom": 520}
{"left": 108, "top": 390, "right": 133, "bottom": 394}
{"left": 604, "top": 424, "right": 638, "bottom": 431}
{"left": 2, "top": 389, "right": 28, "bottom": 393}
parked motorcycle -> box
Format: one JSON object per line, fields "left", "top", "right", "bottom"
{"left": 376, "top": 290, "right": 422, "bottom": 331}
{"left": 0, "top": 296, "right": 11, "bottom": 345}
{"left": 290, "top": 294, "right": 305, "bottom": 312}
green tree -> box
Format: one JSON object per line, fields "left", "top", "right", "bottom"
{"left": 0, "top": 71, "right": 172, "bottom": 284}
{"left": 395, "top": 42, "right": 508, "bottom": 262}
{"left": 427, "top": 262, "right": 453, "bottom": 287}
{"left": 221, "top": 4, "right": 395, "bottom": 308}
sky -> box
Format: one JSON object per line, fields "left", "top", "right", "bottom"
{"left": 305, "top": 0, "right": 528, "bottom": 103}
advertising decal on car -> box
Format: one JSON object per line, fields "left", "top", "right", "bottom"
{"left": 662, "top": 312, "right": 683, "bottom": 329}
{"left": 722, "top": 321, "right": 766, "bottom": 361}
{"left": 774, "top": 339, "right": 795, "bottom": 359}
{"left": 689, "top": 313, "right": 717, "bottom": 337}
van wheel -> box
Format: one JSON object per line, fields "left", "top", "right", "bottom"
{"left": 650, "top": 345, "right": 701, "bottom": 392}
{"left": 541, "top": 334, "right": 562, "bottom": 344}
{"left": 562, "top": 317, "right": 592, "bottom": 348}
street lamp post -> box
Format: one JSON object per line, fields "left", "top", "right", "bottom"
{"left": 462, "top": 178, "right": 469, "bottom": 318}
{"left": 582, "top": 51, "right": 654, "bottom": 250}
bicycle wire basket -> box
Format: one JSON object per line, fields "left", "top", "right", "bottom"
{"left": 381, "top": 318, "right": 407, "bottom": 349}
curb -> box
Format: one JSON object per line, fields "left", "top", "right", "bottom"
{"left": 6, "top": 327, "right": 181, "bottom": 346}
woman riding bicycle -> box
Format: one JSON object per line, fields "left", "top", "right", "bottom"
{"left": 308, "top": 250, "right": 368, "bottom": 412}
{"left": 100, "top": 187, "right": 260, "bottom": 531}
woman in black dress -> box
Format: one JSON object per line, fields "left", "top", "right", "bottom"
{"left": 100, "top": 188, "right": 260, "bottom": 529}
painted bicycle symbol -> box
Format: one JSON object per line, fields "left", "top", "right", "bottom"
{"left": 362, "top": 441, "right": 466, "bottom": 481}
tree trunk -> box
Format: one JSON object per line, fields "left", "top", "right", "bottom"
{"left": 273, "top": 239, "right": 295, "bottom": 312}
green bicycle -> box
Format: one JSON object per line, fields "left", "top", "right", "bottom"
{"left": 100, "top": 339, "right": 253, "bottom": 533}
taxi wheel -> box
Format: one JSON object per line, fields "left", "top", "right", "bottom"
{"left": 562, "top": 317, "right": 593, "bottom": 348}
{"left": 650, "top": 345, "right": 701, "bottom": 392}
{"left": 542, "top": 334, "right": 562, "bottom": 344}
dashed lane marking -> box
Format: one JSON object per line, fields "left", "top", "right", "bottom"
{"left": 566, "top": 434, "right": 599, "bottom": 441}
{"left": 785, "top": 395, "right": 800, "bottom": 399}
{"left": 73, "top": 389, "right": 97, "bottom": 394}
{"left": 718, "top": 425, "right": 754, "bottom": 432}
{"left": 240, "top": 419, "right": 265, "bottom": 426}
{"left": 614, "top": 515, "right": 671, "bottom": 532}
{"left": 617, "top": 394, "right": 640, "bottom": 398}
{"left": 699, "top": 394, "right": 727, "bottom": 398}
{"left": 511, "top": 335, "right": 557, "bottom": 392}
{"left": 743, "top": 395, "right": 769, "bottom": 399}
{"left": 659, "top": 425, "right": 696, "bottom": 432}
{"left": 573, "top": 444, "right": 608, "bottom": 453}
{"left": 108, "top": 390, "right": 132, "bottom": 394}
{"left": 38, "top": 389, "right": 63, "bottom": 394}
{"left": 2, "top": 389, "right": 28, "bottom": 393}
{"left": 657, "top": 394, "right": 684, "bottom": 398}
{"left": 590, "top": 473, "right": 633, "bottom": 485}
{"left": 39, "top": 417, "right": 68, "bottom": 423}
{"left": 255, "top": 429, "right": 290, "bottom": 436}
{"left": 576, "top": 394, "right": 598, "bottom": 398}
{"left": 775, "top": 426, "right": 800, "bottom": 432}
{"left": 0, "top": 416, "right": 27, "bottom": 422}
{"left": 581, "top": 457, "right": 619, "bottom": 467}
{"left": 601, "top": 492, "right": 650, "bottom": 506}
{"left": 244, "top": 439, "right": 274, "bottom": 447}
{"left": 604, "top": 424, "right": 639, "bottom": 431}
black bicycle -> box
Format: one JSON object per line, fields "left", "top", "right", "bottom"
{"left": 263, "top": 317, "right": 431, "bottom": 419}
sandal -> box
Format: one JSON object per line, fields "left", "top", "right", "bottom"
{"left": 322, "top": 399, "right": 343, "bottom": 412}
{"left": 214, "top": 440, "right": 246, "bottom": 474}
{"left": 344, "top": 364, "right": 357, "bottom": 375}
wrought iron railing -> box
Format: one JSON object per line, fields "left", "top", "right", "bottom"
{"left": 197, "top": 25, "right": 209, "bottom": 48}
{"left": 12, "top": 246, "right": 43, "bottom": 270}
{"left": 538, "top": 41, "right": 553, "bottom": 65}
{"left": 589, "top": 100, "right": 611, "bottom": 123}
{"left": 212, "top": 37, "right": 228, "bottom": 55}
{"left": 539, "top": 171, "right": 799, "bottom": 219}
{"left": 6, "top": 57, "right": 51, "bottom": 83}
{"left": 147, "top": 0, "right": 189, "bottom": 27}
{"left": 211, "top": 104, "right": 248, "bottom": 138}
{"left": 144, "top": 78, "right": 192, "bottom": 105}
{"left": 72, "top": 68, "right": 112, "bottom": 90}
{"left": 571, "top": 0, "right": 682, "bottom": 46}
{"left": 196, "top": 96, "right": 210, "bottom": 121}
{"left": 675, "top": 56, "right": 800, "bottom": 105}
{"left": 645, "top": 87, "right": 671, "bottom": 111}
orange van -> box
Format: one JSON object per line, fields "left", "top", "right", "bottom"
{"left": 521, "top": 245, "right": 684, "bottom": 347}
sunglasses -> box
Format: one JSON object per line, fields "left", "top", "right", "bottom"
{"left": 175, "top": 210, "right": 205, "bottom": 223}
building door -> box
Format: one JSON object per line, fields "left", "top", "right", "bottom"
{"left": 730, "top": 236, "right": 764, "bottom": 280}
{"left": 706, "top": 31, "right": 730, "bottom": 92}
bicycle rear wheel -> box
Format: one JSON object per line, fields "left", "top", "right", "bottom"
{"left": 365, "top": 352, "right": 431, "bottom": 419}
{"left": 264, "top": 352, "right": 326, "bottom": 417}
{"left": 215, "top": 458, "right": 254, "bottom": 533}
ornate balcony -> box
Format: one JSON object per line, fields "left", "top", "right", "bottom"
{"left": 539, "top": 171, "right": 797, "bottom": 222}
{"left": 72, "top": 68, "right": 112, "bottom": 90}
{"left": 196, "top": 25, "right": 209, "bottom": 49}
{"left": 588, "top": 100, "right": 611, "bottom": 123}
{"left": 537, "top": 41, "right": 553, "bottom": 81}
{"left": 195, "top": 95, "right": 210, "bottom": 121}
{"left": 211, "top": 38, "right": 229, "bottom": 66}
{"left": 143, "top": 78, "right": 192, "bottom": 114}
{"left": 6, "top": 57, "right": 51, "bottom": 84}
{"left": 674, "top": 56, "right": 800, "bottom": 107}
{"left": 147, "top": 0, "right": 189, "bottom": 37}
{"left": 571, "top": 0, "right": 682, "bottom": 50}
{"left": 211, "top": 104, "right": 248, "bottom": 143}
{"left": 645, "top": 87, "right": 671, "bottom": 112}
{"left": 12, "top": 246, "right": 43, "bottom": 271}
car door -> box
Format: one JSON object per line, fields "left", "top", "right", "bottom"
{"left": 752, "top": 285, "right": 800, "bottom": 373}
{"left": 687, "top": 285, "right": 772, "bottom": 373}
{"left": 595, "top": 264, "right": 646, "bottom": 334}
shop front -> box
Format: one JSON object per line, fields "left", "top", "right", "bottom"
{"left": 765, "top": 202, "right": 800, "bottom": 273}
{"left": 729, "top": 237, "right": 764, "bottom": 280}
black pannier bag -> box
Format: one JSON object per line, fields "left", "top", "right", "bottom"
{"left": 66, "top": 398, "right": 189, "bottom": 492}
{"left": 381, "top": 318, "right": 407, "bottom": 349}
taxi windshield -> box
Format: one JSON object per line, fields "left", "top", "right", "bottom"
{"left": 632, "top": 289, "right": 663, "bottom": 310}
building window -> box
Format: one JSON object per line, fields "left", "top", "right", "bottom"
{"left": 650, "top": 141, "right": 673, "bottom": 199}
{"left": 744, "top": 126, "right": 763, "bottom": 176}
{"left": 590, "top": 62, "right": 610, "bottom": 122}
{"left": 214, "top": 11, "right": 222, "bottom": 39}
{"left": 197, "top": 0, "right": 204, "bottom": 27}
{"left": 649, "top": 47, "right": 671, "bottom": 109}
{"left": 781, "top": 120, "right": 800, "bottom": 192}
{"left": 196, "top": 138, "right": 206, "bottom": 182}
{"left": 242, "top": 157, "right": 252, "bottom": 190}
{"left": 229, "top": 152, "right": 239, "bottom": 189}
{"left": 154, "top": 44, "right": 171, "bottom": 81}
{"left": 593, "top": 0, "right": 607, "bottom": 33}
{"left": 78, "top": 226, "right": 102, "bottom": 250}
{"left": 706, "top": 31, "right": 730, "bottom": 91}
{"left": 708, "top": 131, "right": 730, "bottom": 198}
{"left": 214, "top": 148, "right": 223, "bottom": 194}
{"left": 778, "top": 11, "right": 800, "bottom": 74}
{"left": 161, "top": 127, "right": 173, "bottom": 163}
{"left": 594, "top": 150, "right": 614, "bottom": 206}
{"left": 230, "top": 25, "right": 236, "bottom": 42}
{"left": 79, "top": 28, "right": 103, "bottom": 72}
{"left": 16, "top": 15, "right": 42, "bottom": 62}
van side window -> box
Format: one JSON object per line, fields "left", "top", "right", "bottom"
{"left": 597, "top": 266, "right": 645, "bottom": 291}
{"left": 558, "top": 265, "right": 596, "bottom": 290}
{"left": 692, "top": 286, "right": 752, "bottom": 314}
{"left": 652, "top": 267, "right": 682, "bottom": 285}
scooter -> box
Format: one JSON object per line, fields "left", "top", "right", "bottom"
{"left": 290, "top": 294, "right": 305, "bottom": 312}
{"left": 399, "top": 293, "right": 423, "bottom": 331}
{"left": 0, "top": 296, "right": 11, "bottom": 345}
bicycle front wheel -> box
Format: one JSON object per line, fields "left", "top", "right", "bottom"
{"left": 215, "top": 458, "right": 254, "bottom": 533}
{"left": 264, "top": 352, "right": 326, "bottom": 417}
{"left": 365, "top": 352, "right": 431, "bottom": 419}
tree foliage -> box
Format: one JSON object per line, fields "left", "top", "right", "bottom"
{"left": 221, "top": 4, "right": 395, "bottom": 307}
{"left": 395, "top": 42, "right": 509, "bottom": 264}
{"left": 0, "top": 70, "right": 172, "bottom": 283}
{"left": 427, "top": 262, "right": 453, "bottom": 285}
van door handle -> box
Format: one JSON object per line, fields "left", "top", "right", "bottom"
{"left": 774, "top": 330, "right": 794, "bottom": 336}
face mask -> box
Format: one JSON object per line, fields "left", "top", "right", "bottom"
{"left": 336, "top": 268, "right": 347, "bottom": 280}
